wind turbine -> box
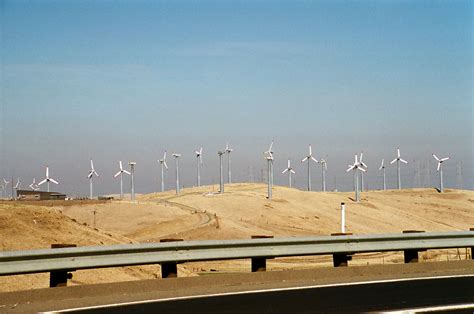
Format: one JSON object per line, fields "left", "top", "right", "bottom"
{"left": 157, "top": 151, "right": 168, "bottom": 192}
{"left": 13, "top": 178, "right": 21, "bottom": 198}
{"left": 301, "top": 145, "right": 318, "bottom": 191}
{"left": 128, "top": 162, "right": 137, "bottom": 201}
{"left": 0, "top": 183, "right": 4, "bottom": 198}
{"left": 2, "top": 178, "right": 9, "bottom": 197}
{"left": 225, "top": 143, "right": 233, "bottom": 184}
{"left": 264, "top": 141, "right": 274, "bottom": 199}
{"left": 390, "top": 147, "right": 408, "bottom": 190}
{"left": 87, "top": 159, "right": 99, "bottom": 199}
{"left": 218, "top": 150, "right": 225, "bottom": 193}
{"left": 358, "top": 152, "right": 368, "bottom": 192}
{"left": 29, "top": 178, "right": 39, "bottom": 191}
{"left": 114, "top": 161, "right": 131, "bottom": 199}
{"left": 433, "top": 154, "right": 449, "bottom": 193}
{"left": 38, "top": 167, "right": 59, "bottom": 192}
{"left": 318, "top": 158, "right": 328, "bottom": 192}
{"left": 379, "top": 159, "right": 386, "bottom": 190}
{"left": 346, "top": 154, "right": 366, "bottom": 202}
{"left": 195, "top": 147, "right": 203, "bottom": 187}
{"left": 282, "top": 159, "right": 296, "bottom": 188}
{"left": 172, "top": 153, "right": 181, "bottom": 195}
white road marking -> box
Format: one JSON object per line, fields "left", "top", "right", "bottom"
{"left": 42, "top": 274, "right": 474, "bottom": 313}
{"left": 383, "top": 302, "right": 474, "bottom": 313}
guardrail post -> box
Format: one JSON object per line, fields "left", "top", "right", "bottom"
{"left": 50, "top": 244, "right": 76, "bottom": 287}
{"left": 403, "top": 230, "right": 425, "bottom": 263}
{"left": 251, "top": 235, "right": 273, "bottom": 272}
{"left": 331, "top": 233, "right": 352, "bottom": 267}
{"left": 159, "top": 239, "right": 183, "bottom": 278}
{"left": 470, "top": 228, "right": 474, "bottom": 259}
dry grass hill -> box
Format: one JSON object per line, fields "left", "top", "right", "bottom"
{"left": 0, "top": 183, "right": 472, "bottom": 292}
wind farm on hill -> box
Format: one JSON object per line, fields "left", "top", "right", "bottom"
{"left": 0, "top": 183, "right": 472, "bottom": 292}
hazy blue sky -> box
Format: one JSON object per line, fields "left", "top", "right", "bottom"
{"left": 0, "top": 0, "right": 472, "bottom": 196}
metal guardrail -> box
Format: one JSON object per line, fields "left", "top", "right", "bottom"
{"left": 1, "top": 231, "right": 473, "bottom": 276}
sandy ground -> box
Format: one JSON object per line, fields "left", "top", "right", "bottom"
{"left": 0, "top": 184, "right": 472, "bottom": 292}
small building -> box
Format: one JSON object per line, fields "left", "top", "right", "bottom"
{"left": 17, "top": 190, "right": 67, "bottom": 201}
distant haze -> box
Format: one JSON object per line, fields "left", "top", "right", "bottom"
{"left": 0, "top": 1, "right": 472, "bottom": 196}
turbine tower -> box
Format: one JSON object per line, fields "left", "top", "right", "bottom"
{"left": 128, "top": 162, "right": 136, "bottom": 201}
{"left": 264, "top": 141, "right": 274, "bottom": 199}
{"left": 195, "top": 147, "right": 203, "bottom": 187}
{"left": 301, "top": 144, "right": 318, "bottom": 191}
{"left": 433, "top": 154, "right": 449, "bottom": 193}
{"left": 38, "top": 166, "right": 59, "bottom": 192}
{"left": 114, "top": 161, "right": 130, "bottom": 199}
{"left": 87, "top": 159, "right": 99, "bottom": 199}
{"left": 157, "top": 151, "right": 168, "bottom": 192}
{"left": 281, "top": 159, "right": 296, "bottom": 188}
{"left": 318, "top": 158, "right": 328, "bottom": 192}
{"left": 218, "top": 150, "right": 225, "bottom": 193}
{"left": 225, "top": 143, "right": 234, "bottom": 184}
{"left": 29, "top": 178, "right": 39, "bottom": 191}
{"left": 346, "top": 154, "right": 366, "bottom": 202}
{"left": 390, "top": 147, "right": 408, "bottom": 190}
{"left": 172, "top": 153, "right": 181, "bottom": 195}
{"left": 379, "top": 159, "right": 386, "bottom": 190}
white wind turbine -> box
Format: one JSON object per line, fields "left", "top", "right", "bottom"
{"left": 264, "top": 141, "right": 274, "bottom": 199}
{"left": 114, "top": 161, "right": 131, "bottom": 199}
{"left": 282, "top": 159, "right": 296, "bottom": 188}
{"left": 87, "top": 159, "right": 99, "bottom": 199}
{"left": 225, "top": 143, "right": 233, "bottom": 184}
{"left": 195, "top": 147, "right": 203, "bottom": 187}
{"left": 218, "top": 150, "right": 225, "bottom": 193}
{"left": 346, "top": 154, "right": 366, "bottom": 202}
{"left": 172, "top": 153, "right": 181, "bottom": 195}
{"left": 301, "top": 145, "right": 318, "bottom": 191}
{"left": 13, "top": 178, "right": 21, "bottom": 198}
{"left": 379, "top": 159, "right": 386, "bottom": 190}
{"left": 318, "top": 157, "right": 328, "bottom": 192}
{"left": 390, "top": 147, "right": 408, "bottom": 190}
{"left": 29, "top": 178, "right": 40, "bottom": 191}
{"left": 2, "top": 178, "right": 9, "bottom": 197}
{"left": 157, "top": 151, "right": 168, "bottom": 192}
{"left": 38, "top": 166, "right": 59, "bottom": 192}
{"left": 433, "top": 154, "right": 450, "bottom": 193}
{"left": 358, "top": 152, "right": 368, "bottom": 192}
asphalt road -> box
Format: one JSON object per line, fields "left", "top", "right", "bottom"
{"left": 1, "top": 260, "right": 473, "bottom": 313}
{"left": 53, "top": 276, "right": 474, "bottom": 313}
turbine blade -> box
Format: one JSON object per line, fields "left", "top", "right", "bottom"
{"left": 441, "top": 157, "right": 449, "bottom": 161}
{"left": 90, "top": 159, "right": 94, "bottom": 170}
{"left": 400, "top": 158, "right": 408, "bottom": 164}
{"left": 309, "top": 145, "right": 312, "bottom": 156}
{"left": 123, "top": 170, "right": 131, "bottom": 175}
{"left": 437, "top": 162, "right": 441, "bottom": 171}
{"left": 46, "top": 167, "right": 49, "bottom": 178}
{"left": 397, "top": 148, "right": 400, "bottom": 158}
{"left": 359, "top": 152, "right": 364, "bottom": 162}
{"left": 290, "top": 169, "right": 296, "bottom": 174}
{"left": 94, "top": 171, "right": 99, "bottom": 177}
{"left": 38, "top": 179, "right": 47, "bottom": 186}
{"left": 268, "top": 141, "right": 274, "bottom": 152}
{"left": 282, "top": 169, "right": 288, "bottom": 174}
{"left": 114, "top": 171, "right": 121, "bottom": 178}
{"left": 302, "top": 157, "right": 308, "bottom": 162}
{"left": 311, "top": 156, "right": 318, "bottom": 163}
{"left": 87, "top": 171, "right": 93, "bottom": 178}
{"left": 358, "top": 167, "right": 366, "bottom": 172}
{"left": 360, "top": 161, "right": 368, "bottom": 168}
{"left": 119, "top": 161, "right": 123, "bottom": 171}
{"left": 390, "top": 158, "right": 397, "bottom": 164}
{"left": 50, "top": 178, "right": 59, "bottom": 185}
{"left": 287, "top": 160, "right": 290, "bottom": 168}
{"left": 164, "top": 151, "right": 167, "bottom": 160}
{"left": 346, "top": 165, "right": 355, "bottom": 172}
{"left": 432, "top": 154, "right": 439, "bottom": 161}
